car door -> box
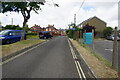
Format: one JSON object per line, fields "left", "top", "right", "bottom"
{"left": 7, "top": 31, "right": 15, "bottom": 43}
{"left": 15, "top": 31, "right": 21, "bottom": 41}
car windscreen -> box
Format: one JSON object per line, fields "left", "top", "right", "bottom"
{"left": 0, "top": 30, "right": 9, "bottom": 35}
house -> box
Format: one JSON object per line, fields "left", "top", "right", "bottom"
{"left": 46, "top": 24, "right": 59, "bottom": 35}
{"left": 30, "top": 24, "right": 60, "bottom": 36}
{"left": 59, "top": 29, "right": 67, "bottom": 36}
{"left": 30, "top": 24, "right": 42, "bottom": 34}
{"left": 77, "top": 16, "right": 107, "bottom": 37}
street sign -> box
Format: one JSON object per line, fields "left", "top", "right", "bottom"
{"left": 72, "top": 28, "right": 76, "bottom": 30}
{"left": 83, "top": 32, "right": 93, "bottom": 44}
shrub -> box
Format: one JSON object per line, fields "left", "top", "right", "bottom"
{"left": 27, "top": 32, "right": 37, "bottom": 35}
{"left": 103, "top": 27, "right": 113, "bottom": 38}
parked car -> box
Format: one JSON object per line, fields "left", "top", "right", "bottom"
{"left": 118, "top": 33, "right": 120, "bottom": 37}
{"left": 39, "top": 31, "right": 53, "bottom": 39}
{"left": 0, "top": 30, "right": 26, "bottom": 44}
{"left": 106, "top": 34, "right": 120, "bottom": 41}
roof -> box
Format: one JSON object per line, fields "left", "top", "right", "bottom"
{"left": 40, "top": 31, "right": 54, "bottom": 33}
{"left": 77, "top": 16, "right": 106, "bottom": 27}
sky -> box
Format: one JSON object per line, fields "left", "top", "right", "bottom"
{"left": 0, "top": 0, "right": 119, "bottom": 29}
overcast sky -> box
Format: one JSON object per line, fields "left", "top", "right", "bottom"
{"left": 0, "top": 0, "right": 119, "bottom": 29}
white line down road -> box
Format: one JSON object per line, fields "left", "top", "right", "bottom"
{"left": 68, "top": 39, "right": 86, "bottom": 80}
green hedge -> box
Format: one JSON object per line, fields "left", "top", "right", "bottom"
{"left": 27, "top": 32, "right": 37, "bottom": 35}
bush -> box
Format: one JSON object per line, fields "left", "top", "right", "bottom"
{"left": 67, "top": 29, "right": 74, "bottom": 38}
{"left": 5, "top": 25, "right": 20, "bottom": 30}
{"left": 103, "top": 27, "right": 113, "bottom": 38}
{"left": 27, "top": 32, "right": 37, "bottom": 35}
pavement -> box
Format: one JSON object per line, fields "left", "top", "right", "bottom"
{"left": 2, "top": 36, "right": 80, "bottom": 78}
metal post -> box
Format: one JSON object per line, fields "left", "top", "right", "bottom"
{"left": 80, "top": 30, "right": 82, "bottom": 43}
{"left": 112, "top": 27, "right": 118, "bottom": 68}
{"left": 84, "top": 30, "right": 86, "bottom": 44}
{"left": 92, "top": 29, "right": 94, "bottom": 50}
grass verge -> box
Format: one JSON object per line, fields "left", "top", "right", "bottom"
{"left": 2, "top": 39, "right": 46, "bottom": 57}
{"left": 27, "top": 35, "right": 39, "bottom": 39}
{"left": 70, "top": 39, "right": 118, "bottom": 78}
{"left": 80, "top": 43, "right": 112, "bottom": 67}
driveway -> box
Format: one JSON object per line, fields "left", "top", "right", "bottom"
{"left": 94, "top": 40, "right": 120, "bottom": 68}
{"left": 94, "top": 40, "right": 113, "bottom": 62}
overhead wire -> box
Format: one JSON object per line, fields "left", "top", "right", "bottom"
{"left": 76, "top": 0, "right": 85, "bottom": 14}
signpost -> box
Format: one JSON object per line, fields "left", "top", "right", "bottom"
{"left": 83, "top": 32, "right": 93, "bottom": 45}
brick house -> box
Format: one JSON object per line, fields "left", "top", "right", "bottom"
{"left": 30, "top": 24, "right": 59, "bottom": 35}
{"left": 46, "top": 24, "right": 59, "bottom": 35}
{"left": 30, "top": 24, "right": 42, "bottom": 34}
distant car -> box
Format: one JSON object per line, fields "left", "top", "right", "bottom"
{"left": 106, "top": 34, "right": 120, "bottom": 41}
{"left": 39, "top": 31, "right": 53, "bottom": 39}
{"left": 119, "top": 33, "right": 120, "bottom": 37}
{"left": 0, "top": 30, "right": 26, "bottom": 44}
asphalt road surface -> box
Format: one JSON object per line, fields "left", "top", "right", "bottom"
{"left": 94, "top": 40, "right": 113, "bottom": 62}
{"left": 94, "top": 40, "right": 120, "bottom": 68}
{"left": 2, "top": 36, "right": 80, "bottom": 78}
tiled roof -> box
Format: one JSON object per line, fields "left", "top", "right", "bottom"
{"left": 77, "top": 16, "right": 106, "bottom": 27}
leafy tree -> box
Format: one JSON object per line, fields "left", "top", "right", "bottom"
{"left": 103, "top": 27, "right": 113, "bottom": 38}
{"left": 67, "top": 29, "right": 74, "bottom": 38}
{"left": 2, "top": 2, "right": 45, "bottom": 40}
{"left": 16, "top": 27, "right": 23, "bottom": 30}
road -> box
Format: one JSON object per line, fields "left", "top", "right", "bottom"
{"left": 2, "top": 36, "right": 80, "bottom": 78}
{"left": 94, "top": 40, "right": 113, "bottom": 62}
{"left": 94, "top": 40, "right": 120, "bottom": 68}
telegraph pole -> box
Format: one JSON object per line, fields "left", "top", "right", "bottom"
{"left": 73, "top": 14, "right": 76, "bottom": 40}
{"left": 112, "top": 27, "right": 118, "bottom": 68}
{"left": 74, "top": 14, "right": 76, "bottom": 27}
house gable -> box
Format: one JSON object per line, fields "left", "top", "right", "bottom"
{"left": 78, "top": 16, "right": 107, "bottom": 32}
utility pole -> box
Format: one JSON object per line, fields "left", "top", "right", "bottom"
{"left": 73, "top": 14, "right": 76, "bottom": 40}
{"left": 112, "top": 27, "right": 118, "bottom": 68}
{"left": 74, "top": 14, "right": 76, "bottom": 27}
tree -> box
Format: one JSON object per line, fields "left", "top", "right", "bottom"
{"left": 2, "top": 2, "right": 45, "bottom": 40}
{"left": 5, "top": 25, "right": 20, "bottom": 30}
{"left": 103, "top": 27, "right": 113, "bottom": 38}
{"left": 67, "top": 29, "right": 74, "bottom": 38}
{"left": 16, "top": 27, "right": 23, "bottom": 30}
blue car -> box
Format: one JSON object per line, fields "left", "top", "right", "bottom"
{"left": 0, "top": 30, "right": 26, "bottom": 44}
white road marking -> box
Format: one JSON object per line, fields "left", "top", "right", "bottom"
{"left": 104, "top": 40, "right": 113, "bottom": 42}
{"left": 75, "top": 61, "right": 82, "bottom": 79}
{"left": 0, "top": 41, "right": 49, "bottom": 65}
{"left": 77, "top": 61, "right": 86, "bottom": 79}
{"left": 68, "top": 39, "right": 86, "bottom": 79}
{"left": 105, "top": 49, "right": 113, "bottom": 52}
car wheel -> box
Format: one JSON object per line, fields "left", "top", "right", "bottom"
{"left": 6, "top": 39, "right": 11, "bottom": 44}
